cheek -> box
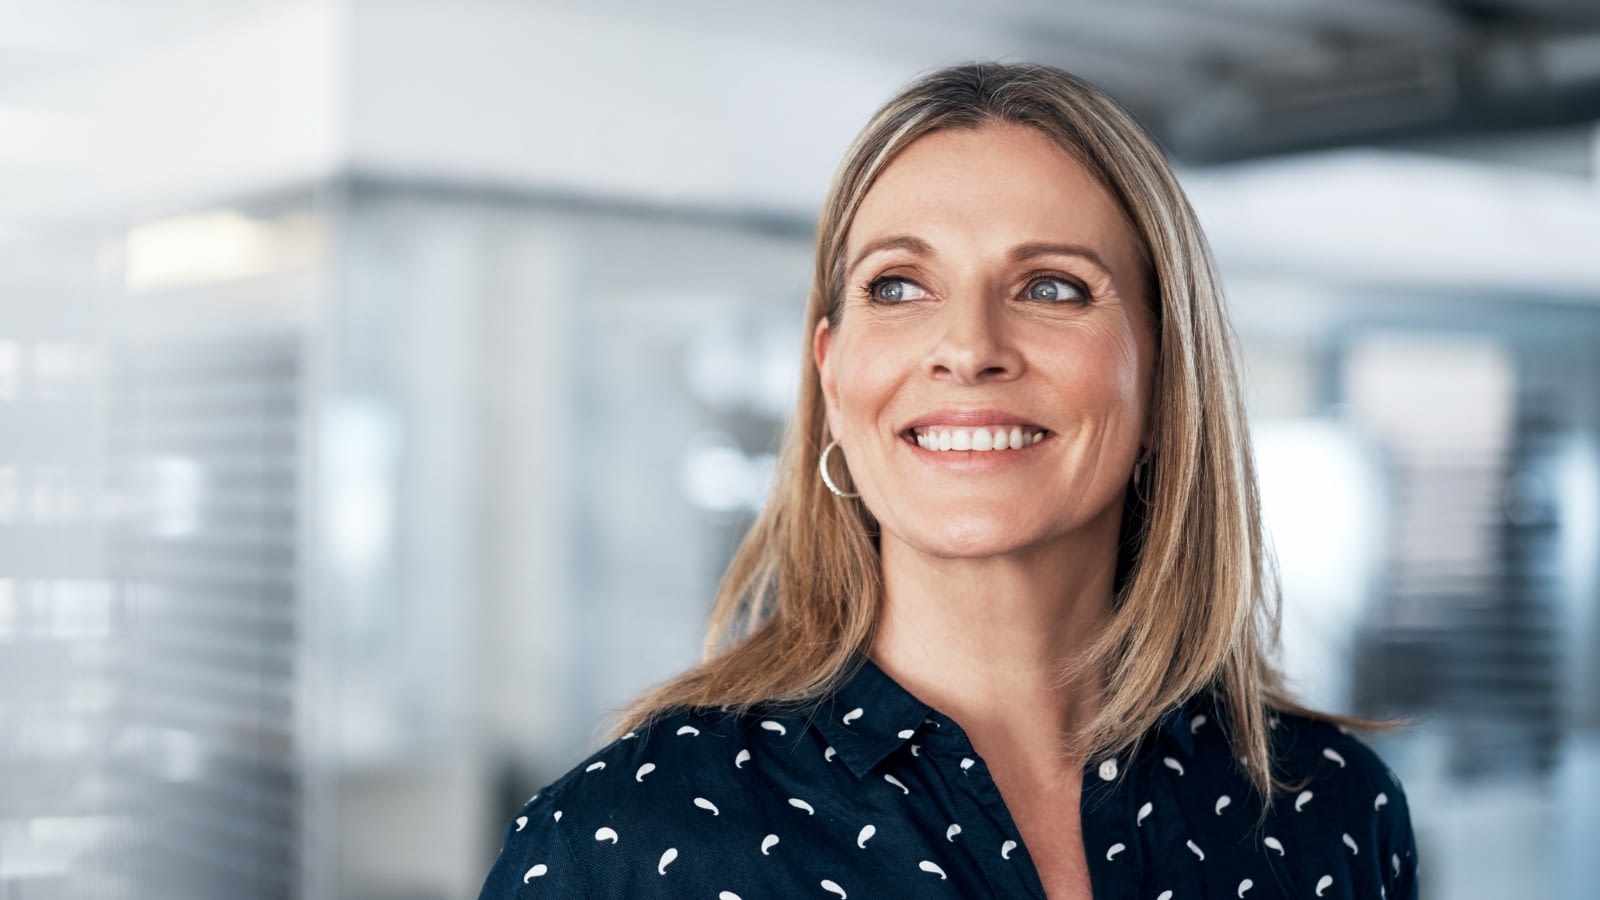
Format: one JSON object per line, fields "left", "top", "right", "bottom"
{"left": 1049, "top": 326, "right": 1147, "bottom": 414}
{"left": 830, "top": 330, "right": 910, "bottom": 428}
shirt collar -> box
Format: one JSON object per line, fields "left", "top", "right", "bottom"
{"left": 813, "top": 655, "right": 1208, "bottom": 775}
{"left": 814, "top": 656, "right": 932, "bottom": 779}
{"left": 1156, "top": 698, "right": 1198, "bottom": 757}
{"left": 1156, "top": 688, "right": 1226, "bottom": 758}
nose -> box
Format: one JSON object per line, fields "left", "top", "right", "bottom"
{"left": 926, "top": 293, "right": 1023, "bottom": 384}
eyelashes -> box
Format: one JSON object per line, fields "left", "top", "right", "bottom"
{"left": 1021, "top": 276, "right": 1089, "bottom": 303}
{"left": 859, "top": 272, "right": 1092, "bottom": 305}
{"left": 863, "top": 276, "right": 928, "bottom": 304}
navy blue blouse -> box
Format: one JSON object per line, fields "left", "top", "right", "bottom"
{"left": 479, "top": 658, "right": 1417, "bottom": 898}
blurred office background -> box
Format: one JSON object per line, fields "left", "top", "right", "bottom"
{"left": 2, "top": 1, "right": 1599, "bottom": 897}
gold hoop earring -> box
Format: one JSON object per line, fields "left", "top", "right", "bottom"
{"left": 818, "top": 440, "right": 860, "bottom": 499}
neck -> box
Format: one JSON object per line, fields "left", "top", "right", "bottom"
{"left": 870, "top": 531, "right": 1117, "bottom": 772}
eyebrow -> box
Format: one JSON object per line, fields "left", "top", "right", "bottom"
{"left": 1007, "top": 241, "right": 1115, "bottom": 276}
{"left": 845, "top": 235, "right": 1116, "bottom": 278}
{"left": 845, "top": 234, "right": 933, "bottom": 277}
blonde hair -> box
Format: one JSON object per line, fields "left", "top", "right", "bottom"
{"left": 617, "top": 62, "right": 1323, "bottom": 795}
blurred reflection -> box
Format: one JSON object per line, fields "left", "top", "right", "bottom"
{"left": 0, "top": 178, "right": 319, "bottom": 897}
{"left": 1257, "top": 419, "right": 1383, "bottom": 715}
{"left": 124, "top": 208, "right": 325, "bottom": 294}
{"left": 681, "top": 432, "right": 777, "bottom": 515}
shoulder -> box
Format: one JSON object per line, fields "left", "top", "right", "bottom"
{"left": 475, "top": 705, "right": 820, "bottom": 900}
{"left": 1265, "top": 712, "right": 1420, "bottom": 898}
{"left": 1267, "top": 712, "right": 1403, "bottom": 809}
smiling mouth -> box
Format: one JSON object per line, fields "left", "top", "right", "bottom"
{"left": 907, "top": 425, "right": 1050, "bottom": 452}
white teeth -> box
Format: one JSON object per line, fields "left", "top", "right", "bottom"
{"left": 911, "top": 426, "right": 1046, "bottom": 452}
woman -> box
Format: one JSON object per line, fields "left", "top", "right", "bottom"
{"left": 479, "top": 62, "right": 1417, "bottom": 899}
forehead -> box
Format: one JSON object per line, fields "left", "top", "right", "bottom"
{"left": 846, "top": 123, "right": 1142, "bottom": 275}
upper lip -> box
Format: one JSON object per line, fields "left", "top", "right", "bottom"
{"left": 900, "top": 408, "right": 1048, "bottom": 433}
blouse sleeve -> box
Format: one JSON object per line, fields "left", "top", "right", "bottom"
{"left": 1378, "top": 773, "right": 1421, "bottom": 900}
{"left": 476, "top": 790, "right": 588, "bottom": 900}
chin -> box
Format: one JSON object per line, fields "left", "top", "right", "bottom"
{"left": 900, "top": 517, "right": 1044, "bottom": 561}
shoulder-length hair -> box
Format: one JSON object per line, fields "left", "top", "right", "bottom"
{"left": 617, "top": 62, "right": 1316, "bottom": 795}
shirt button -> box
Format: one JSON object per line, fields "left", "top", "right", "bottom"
{"left": 1098, "top": 758, "right": 1119, "bottom": 781}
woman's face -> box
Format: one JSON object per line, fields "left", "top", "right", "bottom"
{"left": 815, "top": 123, "right": 1155, "bottom": 563}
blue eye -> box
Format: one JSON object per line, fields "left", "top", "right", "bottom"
{"left": 1025, "top": 277, "right": 1087, "bottom": 303}
{"left": 869, "top": 277, "right": 928, "bottom": 303}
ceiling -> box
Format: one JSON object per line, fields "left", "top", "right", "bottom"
{"left": 0, "top": 0, "right": 1595, "bottom": 241}
{"left": 596, "top": 0, "right": 1600, "bottom": 161}
{"left": 4, "top": 0, "right": 1599, "bottom": 161}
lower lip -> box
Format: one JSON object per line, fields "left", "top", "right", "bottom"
{"left": 901, "top": 433, "right": 1049, "bottom": 469}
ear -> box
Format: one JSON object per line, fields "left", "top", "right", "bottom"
{"left": 813, "top": 317, "right": 844, "bottom": 439}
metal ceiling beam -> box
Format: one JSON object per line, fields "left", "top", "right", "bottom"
{"left": 1153, "top": 27, "right": 1600, "bottom": 162}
